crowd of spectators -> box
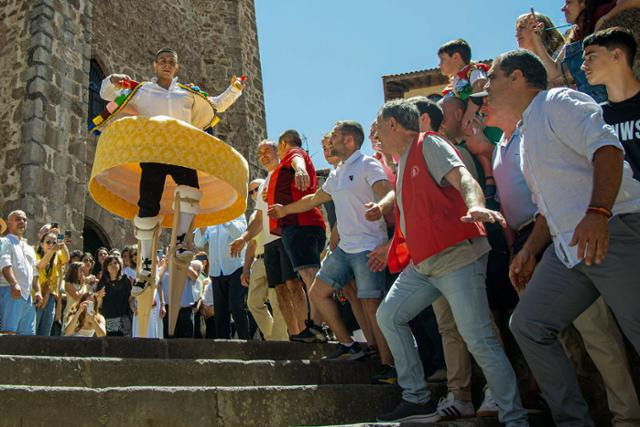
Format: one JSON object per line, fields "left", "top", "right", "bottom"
{"left": 1, "top": 1, "right": 640, "bottom": 425}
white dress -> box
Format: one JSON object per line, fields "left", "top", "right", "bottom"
{"left": 132, "top": 288, "right": 163, "bottom": 338}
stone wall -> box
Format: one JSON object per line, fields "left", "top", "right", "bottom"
{"left": 0, "top": 1, "right": 31, "bottom": 218}
{"left": 1, "top": 0, "right": 92, "bottom": 245}
{"left": 87, "top": 0, "right": 266, "bottom": 248}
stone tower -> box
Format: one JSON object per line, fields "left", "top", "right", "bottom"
{"left": 0, "top": 0, "right": 266, "bottom": 252}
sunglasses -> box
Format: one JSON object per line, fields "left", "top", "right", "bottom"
{"left": 248, "top": 187, "right": 259, "bottom": 195}
{"left": 45, "top": 240, "right": 56, "bottom": 245}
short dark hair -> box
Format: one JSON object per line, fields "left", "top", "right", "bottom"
{"left": 378, "top": 99, "right": 420, "bottom": 132}
{"left": 155, "top": 47, "right": 178, "bottom": 60}
{"left": 278, "top": 129, "right": 302, "bottom": 147}
{"left": 495, "top": 50, "right": 548, "bottom": 91}
{"left": 334, "top": 120, "right": 365, "bottom": 148}
{"left": 408, "top": 96, "right": 444, "bottom": 132}
{"left": 70, "top": 249, "right": 83, "bottom": 260}
{"left": 583, "top": 27, "right": 637, "bottom": 68}
{"left": 438, "top": 39, "right": 472, "bottom": 64}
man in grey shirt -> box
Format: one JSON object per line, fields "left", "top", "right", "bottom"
{"left": 372, "top": 99, "right": 527, "bottom": 425}
{"left": 484, "top": 49, "right": 640, "bottom": 427}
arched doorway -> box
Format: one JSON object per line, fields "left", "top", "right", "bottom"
{"left": 82, "top": 217, "right": 111, "bottom": 255}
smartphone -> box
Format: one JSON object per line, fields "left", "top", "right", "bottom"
{"left": 57, "top": 233, "right": 64, "bottom": 244}
{"left": 86, "top": 301, "right": 94, "bottom": 315}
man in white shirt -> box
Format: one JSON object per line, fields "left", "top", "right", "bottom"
{"left": 0, "top": 211, "right": 42, "bottom": 335}
{"left": 269, "top": 121, "right": 394, "bottom": 365}
{"left": 230, "top": 140, "right": 307, "bottom": 338}
{"left": 242, "top": 178, "right": 288, "bottom": 341}
{"left": 484, "top": 49, "right": 640, "bottom": 427}
{"left": 99, "top": 47, "right": 244, "bottom": 295}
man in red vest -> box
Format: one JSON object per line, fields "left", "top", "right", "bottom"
{"left": 373, "top": 99, "right": 527, "bottom": 426}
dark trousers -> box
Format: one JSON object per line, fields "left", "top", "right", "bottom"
{"left": 138, "top": 162, "right": 199, "bottom": 217}
{"left": 163, "top": 306, "right": 194, "bottom": 338}
{"left": 211, "top": 268, "right": 250, "bottom": 339}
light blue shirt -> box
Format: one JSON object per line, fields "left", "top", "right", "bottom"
{"left": 492, "top": 127, "right": 537, "bottom": 230}
{"left": 520, "top": 88, "right": 640, "bottom": 267}
{"left": 160, "top": 270, "right": 196, "bottom": 308}
{"left": 193, "top": 215, "right": 246, "bottom": 277}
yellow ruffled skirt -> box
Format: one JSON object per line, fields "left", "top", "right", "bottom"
{"left": 89, "top": 116, "right": 248, "bottom": 228}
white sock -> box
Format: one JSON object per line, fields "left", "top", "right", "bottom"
{"left": 139, "top": 239, "right": 152, "bottom": 266}
{"left": 177, "top": 212, "right": 194, "bottom": 239}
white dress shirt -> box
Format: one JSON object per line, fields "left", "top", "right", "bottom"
{"left": 100, "top": 76, "right": 241, "bottom": 124}
{"left": 0, "top": 234, "right": 38, "bottom": 299}
{"left": 194, "top": 215, "right": 247, "bottom": 276}
{"left": 520, "top": 88, "right": 640, "bottom": 267}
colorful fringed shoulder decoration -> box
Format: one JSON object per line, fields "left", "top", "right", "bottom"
{"left": 88, "top": 79, "right": 220, "bottom": 135}
{"left": 89, "top": 79, "right": 144, "bottom": 135}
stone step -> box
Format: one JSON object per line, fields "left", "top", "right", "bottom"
{"left": 0, "top": 354, "right": 393, "bottom": 387}
{"left": 314, "top": 413, "right": 552, "bottom": 426}
{"left": 0, "top": 335, "right": 334, "bottom": 360}
{"left": 0, "top": 384, "right": 403, "bottom": 426}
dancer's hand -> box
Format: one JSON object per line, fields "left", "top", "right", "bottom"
{"left": 110, "top": 74, "right": 132, "bottom": 87}
{"left": 231, "top": 75, "right": 246, "bottom": 91}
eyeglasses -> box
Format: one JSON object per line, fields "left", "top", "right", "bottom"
{"left": 248, "top": 188, "right": 259, "bottom": 195}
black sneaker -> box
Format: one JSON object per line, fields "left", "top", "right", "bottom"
{"left": 323, "top": 342, "right": 367, "bottom": 361}
{"left": 290, "top": 320, "right": 328, "bottom": 343}
{"left": 377, "top": 399, "right": 440, "bottom": 423}
{"left": 371, "top": 364, "right": 397, "bottom": 385}
{"left": 131, "top": 258, "right": 153, "bottom": 297}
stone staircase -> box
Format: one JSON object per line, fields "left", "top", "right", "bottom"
{"left": 0, "top": 336, "right": 550, "bottom": 426}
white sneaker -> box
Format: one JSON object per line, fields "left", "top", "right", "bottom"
{"left": 436, "top": 392, "right": 474, "bottom": 420}
{"left": 476, "top": 388, "right": 499, "bottom": 417}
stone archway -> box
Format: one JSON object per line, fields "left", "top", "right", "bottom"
{"left": 82, "top": 217, "right": 112, "bottom": 255}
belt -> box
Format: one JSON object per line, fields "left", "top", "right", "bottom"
{"left": 255, "top": 254, "right": 264, "bottom": 259}
{"left": 516, "top": 218, "right": 534, "bottom": 232}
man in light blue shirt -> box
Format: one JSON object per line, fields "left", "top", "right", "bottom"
{"left": 194, "top": 215, "right": 249, "bottom": 339}
{"left": 486, "top": 100, "right": 640, "bottom": 425}
{"left": 484, "top": 49, "right": 640, "bottom": 427}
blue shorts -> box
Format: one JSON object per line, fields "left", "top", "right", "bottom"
{"left": 316, "top": 247, "right": 386, "bottom": 299}
{"left": 0, "top": 287, "right": 36, "bottom": 335}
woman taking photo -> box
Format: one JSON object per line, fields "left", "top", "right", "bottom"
{"left": 97, "top": 255, "right": 133, "bottom": 336}
{"left": 34, "top": 231, "right": 69, "bottom": 336}
{"left": 65, "top": 293, "right": 106, "bottom": 337}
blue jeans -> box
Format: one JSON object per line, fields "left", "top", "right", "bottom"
{"left": 35, "top": 296, "right": 56, "bottom": 336}
{"left": 0, "top": 287, "right": 36, "bottom": 335}
{"left": 317, "top": 247, "right": 386, "bottom": 299}
{"left": 376, "top": 255, "right": 528, "bottom": 427}
{"left": 562, "top": 41, "right": 608, "bottom": 103}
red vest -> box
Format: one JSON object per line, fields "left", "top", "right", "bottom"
{"left": 387, "top": 132, "right": 485, "bottom": 273}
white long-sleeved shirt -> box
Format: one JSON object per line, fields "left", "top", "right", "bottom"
{"left": 193, "top": 215, "right": 247, "bottom": 277}
{"left": 0, "top": 234, "right": 38, "bottom": 299}
{"left": 100, "top": 76, "right": 241, "bottom": 124}
{"left": 521, "top": 88, "right": 640, "bottom": 268}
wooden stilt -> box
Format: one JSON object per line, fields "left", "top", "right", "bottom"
{"left": 168, "top": 191, "right": 195, "bottom": 337}
{"left": 135, "top": 225, "right": 160, "bottom": 338}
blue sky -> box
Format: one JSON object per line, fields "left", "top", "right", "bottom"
{"left": 255, "top": 1, "right": 567, "bottom": 169}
